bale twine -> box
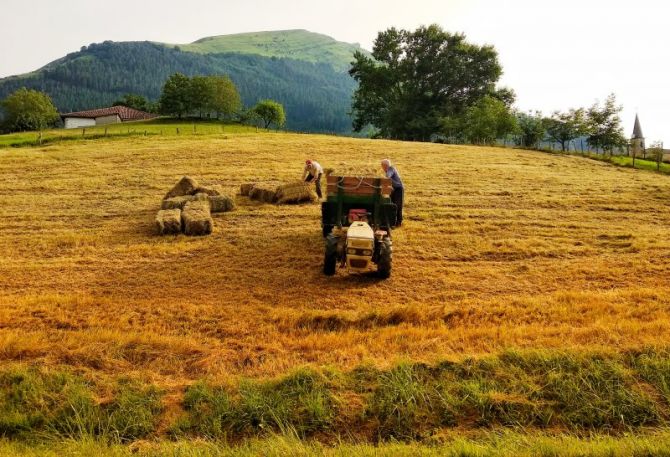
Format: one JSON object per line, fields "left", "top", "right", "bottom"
{"left": 164, "top": 176, "right": 200, "bottom": 200}
{"left": 240, "top": 183, "right": 255, "bottom": 196}
{"left": 276, "top": 181, "right": 318, "bottom": 204}
{"left": 249, "top": 183, "right": 278, "bottom": 203}
{"left": 209, "top": 195, "right": 235, "bottom": 213}
{"left": 182, "top": 200, "right": 213, "bottom": 236}
{"left": 155, "top": 209, "right": 182, "bottom": 235}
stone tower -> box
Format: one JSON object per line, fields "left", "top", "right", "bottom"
{"left": 631, "top": 114, "right": 645, "bottom": 158}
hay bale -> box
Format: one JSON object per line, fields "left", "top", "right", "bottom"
{"left": 329, "top": 165, "right": 383, "bottom": 178}
{"left": 164, "top": 176, "right": 200, "bottom": 200}
{"left": 161, "top": 195, "right": 196, "bottom": 210}
{"left": 182, "top": 200, "right": 213, "bottom": 236}
{"left": 276, "top": 181, "right": 318, "bottom": 204}
{"left": 249, "top": 183, "right": 278, "bottom": 203}
{"left": 194, "top": 184, "right": 224, "bottom": 196}
{"left": 155, "top": 209, "right": 182, "bottom": 235}
{"left": 209, "top": 195, "right": 235, "bottom": 213}
{"left": 240, "top": 183, "right": 255, "bottom": 196}
{"left": 161, "top": 193, "right": 208, "bottom": 210}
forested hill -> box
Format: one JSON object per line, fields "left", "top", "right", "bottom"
{"left": 0, "top": 31, "right": 364, "bottom": 132}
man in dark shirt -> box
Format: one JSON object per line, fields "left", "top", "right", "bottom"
{"left": 381, "top": 159, "right": 403, "bottom": 227}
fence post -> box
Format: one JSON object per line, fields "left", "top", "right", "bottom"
{"left": 176, "top": 128, "right": 180, "bottom": 135}
{"left": 82, "top": 128, "right": 86, "bottom": 137}
{"left": 38, "top": 132, "right": 43, "bottom": 145}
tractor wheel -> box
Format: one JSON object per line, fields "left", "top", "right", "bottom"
{"left": 324, "top": 234, "right": 338, "bottom": 276}
{"left": 322, "top": 224, "right": 333, "bottom": 238}
{"left": 377, "top": 238, "right": 392, "bottom": 279}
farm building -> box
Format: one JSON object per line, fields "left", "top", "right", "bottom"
{"left": 61, "top": 106, "right": 157, "bottom": 129}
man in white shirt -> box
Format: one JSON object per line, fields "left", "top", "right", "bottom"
{"left": 303, "top": 159, "right": 323, "bottom": 198}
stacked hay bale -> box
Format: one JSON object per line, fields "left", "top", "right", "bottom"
{"left": 182, "top": 200, "right": 213, "bottom": 236}
{"left": 275, "top": 181, "right": 318, "bottom": 204}
{"left": 155, "top": 209, "right": 182, "bottom": 235}
{"left": 240, "top": 183, "right": 255, "bottom": 196}
{"left": 155, "top": 176, "right": 234, "bottom": 236}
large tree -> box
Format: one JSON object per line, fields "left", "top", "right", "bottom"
{"left": 253, "top": 100, "right": 286, "bottom": 129}
{"left": 586, "top": 94, "right": 627, "bottom": 155}
{"left": 112, "top": 93, "right": 151, "bottom": 112}
{"left": 516, "top": 111, "right": 545, "bottom": 148}
{"left": 1, "top": 87, "right": 59, "bottom": 133}
{"left": 544, "top": 108, "right": 587, "bottom": 151}
{"left": 158, "top": 73, "right": 191, "bottom": 118}
{"left": 207, "top": 75, "right": 241, "bottom": 120}
{"left": 462, "top": 96, "right": 518, "bottom": 145}
{"left": 349, "top": 24, "right": 508, "bottom": 140}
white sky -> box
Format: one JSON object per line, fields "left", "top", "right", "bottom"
{"left": 1, "top": 0, "right": 668, "bottom": 143}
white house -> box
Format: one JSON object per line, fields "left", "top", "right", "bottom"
{"left": 61, "top": 106, "right": 156, "bottom": 129}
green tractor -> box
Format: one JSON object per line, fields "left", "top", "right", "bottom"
{"left": 321, "top": 176, "right": 397, "bottom": 278}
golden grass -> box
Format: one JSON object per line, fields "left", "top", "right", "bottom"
{"left": 0, "top": 132, "right": 669, "bottom": 390}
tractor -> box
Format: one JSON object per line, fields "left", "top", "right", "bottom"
{"left": 321, "top": 175, "right": 397, "bottom": 278}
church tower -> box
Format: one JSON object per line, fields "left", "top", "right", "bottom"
{"left": 631, "top": 114, "right": 645, "bottom": 158}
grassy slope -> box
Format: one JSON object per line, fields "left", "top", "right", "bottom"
{"left": 1, "top": 131, "right": 670, "bottom": 450}
{"left": 177, "top": 29, "right": 366, "bottom": 71}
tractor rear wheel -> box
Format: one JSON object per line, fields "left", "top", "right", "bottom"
{"left": 324, "top": 234, "right": 338, "bottom": 276}
{"left": 377, "top": 238, "right": 392, "bottom": 279}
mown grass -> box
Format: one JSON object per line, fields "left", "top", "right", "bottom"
{"left": 0, "top": 119, "right": 262, "bottom": 147}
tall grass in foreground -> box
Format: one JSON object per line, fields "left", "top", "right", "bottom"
{"left": 3, "top": 431, "right": 670, "bottom": 456}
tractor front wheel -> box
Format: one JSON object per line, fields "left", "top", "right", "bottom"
{"left": 324, "top": 234, "right": 338, "bottom": 276}
{"left": 377, "top": 238, "right": 392, "bottom": 279}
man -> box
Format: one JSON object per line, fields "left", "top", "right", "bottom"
{"left": 381, "top": 159, "right": 404, "bottom": 227}
{"left": 303, "top": 159, "right": 323, "bottom": 199}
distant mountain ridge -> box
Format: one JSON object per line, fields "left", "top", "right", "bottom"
{"left": 0, "top": 30, "right": 368, "bottom": 132}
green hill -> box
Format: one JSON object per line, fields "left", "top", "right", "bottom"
{"left": 178, "top": 29, "right": 366, "bottom": 71}
{"left": 0, "top": 30, "right": 367, "bottom": 133}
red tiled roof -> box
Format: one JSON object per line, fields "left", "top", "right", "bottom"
{"left": 61, "top": 106, "right": 157, "bottom": 121}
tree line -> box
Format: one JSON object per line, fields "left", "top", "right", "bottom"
{"left": 350, "top": 24, "right": 632, "bottom": 152}
{"left": 0, "top": 73, "right": 286, "bottom": 133}
{"left": 0, "top": 41, "right": 353, "bottom": 132}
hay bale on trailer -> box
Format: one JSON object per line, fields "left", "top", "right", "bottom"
{"left": 208, "top": 195, "right": 235, "bottom": 213}
{"left": 240, "top": 183, "right": 255, "bottom": 196}
{"left": 155, "top": 209, "right": 182, "bottom": 235}
{"left": 276, "top": 181, "right": 318, "bottom": 204}
{"left": 164, "top": 176, "right": 200, "bottom": 200}
{"left": 248, "top": 183, "right": 278, "bottom": 203}
{"left": 182, "top": 200, "right": 213, "bottom": 236}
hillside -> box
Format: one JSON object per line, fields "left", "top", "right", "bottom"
{"left": 179, "top": 29, "right": 365, "bottom": 71}
{"left": 0, "top": 30, "right": 364, "bottom": 132}
{"left": 1, "top": 130, "right": 670, "bottom": 452}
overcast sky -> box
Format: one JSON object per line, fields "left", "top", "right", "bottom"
{"left": 1, "top": 0, "right": 668, "bottom": 143}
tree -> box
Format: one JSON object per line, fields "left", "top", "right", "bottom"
{"left": 189, "top": 75, "right": 213, "bottom": 118}
{"left": 461, "top": 96, "right": 518, "bottom": 145}
{"left": 1, "top": 88, "right": 59, "bottom": 133}
{"left": 112, "top": 93, "right": 151, "bottom": 112}
{"left": 349, "top": 24, "right": 508, "bottom": 140}
{"left": 253, "top": 100, "right": 286, "bottom": 129}
{"left": 516, "top": 111, "right": 545, "bottom": 148}
{"left": 207, "top": 75, "right": 241, "bottom": 120}
{"left": 586, "top": 94, "right": 627, "bottom": 155}
{"left": 158, "top": 73, "right": 191, "bottom": 118}
{"left": 544, "top": 108, "right": 587, "bottom": 151}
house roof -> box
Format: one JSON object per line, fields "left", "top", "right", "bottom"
{"left": 632, "top": 113, "right": 644, "bottom": 139}
{"left": 61, "top": 106, "right": 157, "bottom": 121}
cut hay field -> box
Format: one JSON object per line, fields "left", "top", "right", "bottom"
{"left": 1, "top": 130, "right": 670, "bottom": 450}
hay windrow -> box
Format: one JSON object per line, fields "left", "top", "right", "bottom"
{"left": 208, "top": 195, "right": 235, "bottom": 213}
{"left": 164, "top": 176, "right": 199, "bottom": 200}
{"left": 182, "top": 200, "right": 213, "bottom": 236}
{"left": 276, "top": 181, "right": 318, "bottom": 204}
{"left": 155, "top": 209, "right": 182, "bottom": 235}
